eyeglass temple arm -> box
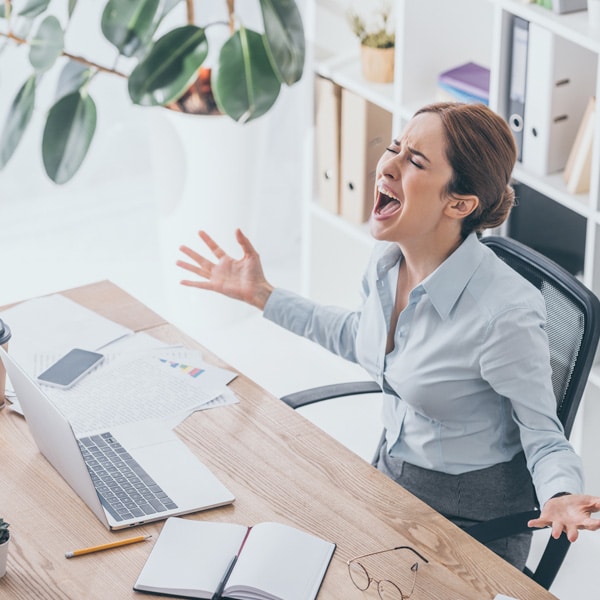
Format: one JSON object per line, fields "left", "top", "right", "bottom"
{"left": 349, "top": 545, "right": 429, "bottom": 564}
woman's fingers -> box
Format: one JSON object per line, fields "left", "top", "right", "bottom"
{"left": 235, "top": 228, "right": 258, "bottom": 257}
{"left": 178, "top": 245, "right": 216, "bottom": 275}
{"left": 176, "top": 259, "right": 206, "bottom": 278}
{"left": 199, "top": 230, "right": 226, "bottom": 259}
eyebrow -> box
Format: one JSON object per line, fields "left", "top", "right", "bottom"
{"left": 391, "top": 139, "right": 431, "bottom": 164}
{"left": 407, "top": 145, "right": 431, "bottom": 163}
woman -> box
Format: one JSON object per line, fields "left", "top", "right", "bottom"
{"left": 176, "top": 102, "right": 600, "bottom": 569}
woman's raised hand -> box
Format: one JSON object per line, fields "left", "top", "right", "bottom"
{"left": 177, "top": 229, "right": 274, "bottom": 310}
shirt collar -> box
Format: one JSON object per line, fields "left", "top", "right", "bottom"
{"left": 376, "top": 244, "right": 403, "bottom": 279}
{"left": 420, "top": 233, "right": 485, "bottom": 320}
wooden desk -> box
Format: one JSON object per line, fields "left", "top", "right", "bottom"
{"left": 0, "top": 281, "right": 557, "bottom": 600}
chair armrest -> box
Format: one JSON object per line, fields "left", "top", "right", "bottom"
{"left": 465, "top": 509, "right": 571, "bottom": 590}
{"left": 281, "top": 381, "right": 382, "bottom": 410}
{"left": 465, "top": 510, "right": 540, "bottom": 543}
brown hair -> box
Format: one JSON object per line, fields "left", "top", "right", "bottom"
{"left": 414, "top": 102, "right": 517, "bottom": 237}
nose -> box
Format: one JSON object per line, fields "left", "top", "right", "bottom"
{"left": 379, "top": 151, "right": 402, "bottom": 181}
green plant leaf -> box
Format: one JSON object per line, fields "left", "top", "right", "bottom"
{"left": 260, "top": 0, "right": 305, "bottom": 85}
{"left": 17, "top": 0, "right": 51, "bottom": 18}
{"left": 42, "top": 91, "right": 97, "bottom": 184}
{"left": 0, "top": 74, "right": 36, "bottom": 170}
{"left": 54, "top": 60, "right": 92, "bottom": 102}
{"left": 212, "top": 27, "right": 281, "bottom": 123}
{"left": 29, "top": 15, "right": 64, "bottom": 72}
{"left": 128, "top": 25, "right": 208, "bottom": 106}
{"left": 101, "top": 0, "right": 160, "bottom": 58}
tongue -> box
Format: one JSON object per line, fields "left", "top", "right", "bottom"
{"left": 379, "top": 200, "right": 401, "bottom": 216}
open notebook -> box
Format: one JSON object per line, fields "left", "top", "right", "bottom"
{"left": 134, "top": 517, "right": 336, "bottom": 600}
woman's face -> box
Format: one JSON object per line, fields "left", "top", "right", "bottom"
{"left": 370, "top": 112, "right": 456, "bottom": 246}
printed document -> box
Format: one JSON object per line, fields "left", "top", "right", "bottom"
{"left": 44, "top": 349, "right": 237, "bottom": 435}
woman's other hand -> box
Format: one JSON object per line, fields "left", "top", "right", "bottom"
{"left": 529, "top": 494, "right": 600, "bottom": 542}
{"left": 177, "top": 229, "right": 274, "bottom": 310}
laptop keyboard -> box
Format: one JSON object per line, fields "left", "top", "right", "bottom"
{"left": 78, "top": 432, "right": 178, "bottom": 522}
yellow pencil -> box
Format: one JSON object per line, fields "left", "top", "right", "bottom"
{"left": 65, "top": 534, "right": 152, "bottom": 558}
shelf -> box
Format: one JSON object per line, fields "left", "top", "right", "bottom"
{"left": 512, "top": 166, "right": 594, "bottom": 219}
{"left": 491, "top": 0, "right": 600, "bottom": 53}
{"left": 314, "top": 51, "right": 396, "bottom": 113}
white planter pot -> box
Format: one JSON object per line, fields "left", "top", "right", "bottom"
{"left": 0, "top": 538, "right": 9, "bottom": 578}
{"left": 143, "top": 70, "right": 310, "bottom": 340}
{"left": 148, "top": 109, "right": 267, "bottom": 336}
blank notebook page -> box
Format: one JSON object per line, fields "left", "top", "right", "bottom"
{"left": 225, "top": 522, "right": 335, "bottom": 600}
{"left": 135, "top": 518, "right": 247, "bottom": 597}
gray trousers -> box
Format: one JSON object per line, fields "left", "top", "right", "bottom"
{"left": 375, "top": 442, "right": 537, "bottom": 570}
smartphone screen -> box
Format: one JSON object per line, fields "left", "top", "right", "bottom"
{"left": 36, "top": 348, "right": 105, "bottom": 389}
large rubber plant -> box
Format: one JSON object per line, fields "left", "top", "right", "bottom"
{"left": 0, "top": 0, "right": 305, "bottom": 184}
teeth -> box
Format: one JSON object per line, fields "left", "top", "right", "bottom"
{"left": 378, "top": 184, "right": 400, "bottom": 202}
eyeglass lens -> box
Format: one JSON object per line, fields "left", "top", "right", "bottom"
{"left": 348, "top": 561, "right": 370, "bottom": 590}
{"left": 349, "top": 561, "right": 405, "bottom": 600}
{"left": 378, "top": 578, "right": 404, "bottom": 600}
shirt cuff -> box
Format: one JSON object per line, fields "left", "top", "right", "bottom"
{"left": 538, "top": 480, "right": 582, "bottom": 507}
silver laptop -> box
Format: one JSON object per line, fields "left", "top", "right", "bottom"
{"left": 0, "top": 347, "right": 235, "bottom": 530}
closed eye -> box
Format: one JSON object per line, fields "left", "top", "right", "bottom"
{"left": 386, "top": 142, "right": 424, "bottom": 168}
{"left": 386, "top": 138, "right": 402, "bottom": 154}
{"left": 408, "top": 145, "right": 430, "bottom": 165}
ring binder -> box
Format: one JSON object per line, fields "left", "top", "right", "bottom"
{"left": 521, "top": 23, "right": 597, "bottom": 175}
{"left": 507, "top": 16, "right": 529, "bottom": 162}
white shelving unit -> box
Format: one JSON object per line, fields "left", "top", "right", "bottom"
{"left": 303, "top": 0, "right": 600, "bottom": 494}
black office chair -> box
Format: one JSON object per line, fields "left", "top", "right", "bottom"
{"left": 281, "top": 235, "right": 600, "bottom": 590}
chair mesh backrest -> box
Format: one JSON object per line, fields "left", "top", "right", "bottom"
{"left": 540, "top": 281, "right": 584, "bottom": 416}
{"left": 482, "top": 237, "right": 597, "bottom": 438}
{"left": 504, "top": 261, "right": 583, "bottom": 417}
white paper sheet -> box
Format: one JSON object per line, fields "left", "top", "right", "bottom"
{"left": 43, "top": 350, "right": 237, "bottom": 436}
{"left": 0, "top": 293, "right": 132, "bottom": 376}
{"left": 2, "top": 297, "right": 239, "bottom": 430}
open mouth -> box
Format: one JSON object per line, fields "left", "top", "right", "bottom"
{"left": 375, "top": 186, "right": 402, "bottom": 216}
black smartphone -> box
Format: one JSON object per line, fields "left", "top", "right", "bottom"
{"left": 36, "top": 348, "right": 105, "bottom": 389}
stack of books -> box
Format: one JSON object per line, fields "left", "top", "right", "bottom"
{"left": 436, "top": 61, "right": 490, "bottom": 106}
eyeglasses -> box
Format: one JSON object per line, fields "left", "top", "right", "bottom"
{"left": 347, "top": 546, "right": 429, "bottom": 600}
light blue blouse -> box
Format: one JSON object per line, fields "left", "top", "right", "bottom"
{"left": 263, "top": 233, "right": 584, "bottom": 506}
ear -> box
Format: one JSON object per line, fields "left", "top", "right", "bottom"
{"left": 444, "top": 194, "right": 479, "bottom": 221}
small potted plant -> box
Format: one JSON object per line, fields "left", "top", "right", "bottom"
{"left": 347, "top": 0, "right": 395, "bottom": 84}
{"left": 0, "top": 519, "right": 10, "bottom": 578}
